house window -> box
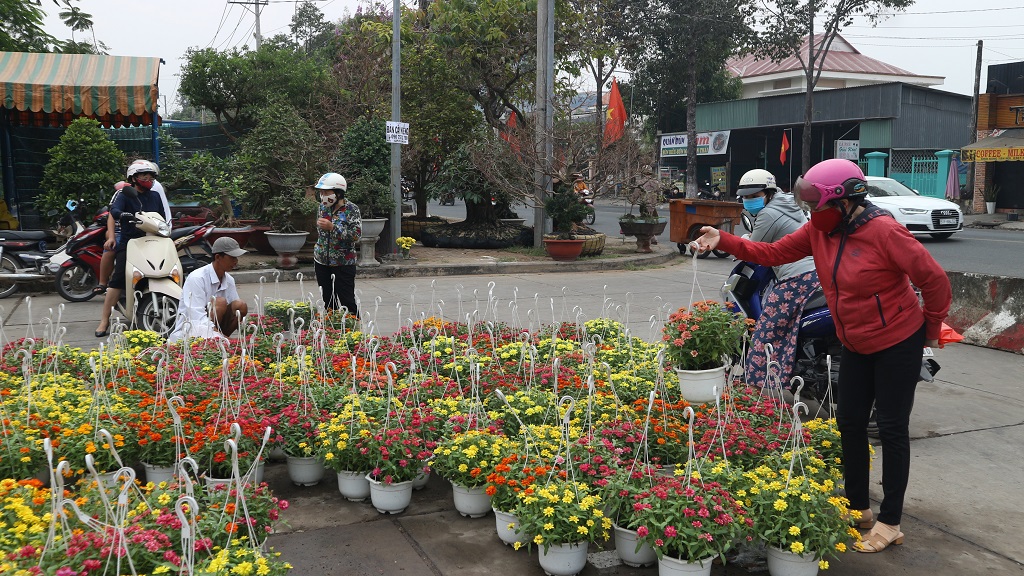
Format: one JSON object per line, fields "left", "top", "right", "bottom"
{"left": 817, "top": 78, "right": 846, "bottom": 89}
{"left": 772, "top": 79, "right": 792, "bottom": 90}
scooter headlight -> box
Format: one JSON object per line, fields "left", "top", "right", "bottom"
{"left": 157, "top": 222, "right": 171, "bottom": 237}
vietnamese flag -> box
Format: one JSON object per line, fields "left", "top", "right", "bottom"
{"left": 780, "top": 131, "right": 790, "bottom": 164}
{"left": 500, "top": 111, "right": 520, "bottom": 154}
{"left": 603, "top": 77, "right": 627, "bottom": 145}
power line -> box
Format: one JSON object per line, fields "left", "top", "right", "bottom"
{"left": 876, "top": 7, "right": 1024, "bottom": 16}
{"left": 206, "top": 1, "right": 234, "bottom": 48}
{"left": 847, "top": 23, "right": 1024, "bottom": 30}
{"left": 845, "top": 33, "right": 1024, "bottom": 40}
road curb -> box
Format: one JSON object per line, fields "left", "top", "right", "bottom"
{"left": 945, "top": 271, "right": 1024, "bottom": 355}
{"left": 230, "top": 249, "right": 682, "bottom": 285}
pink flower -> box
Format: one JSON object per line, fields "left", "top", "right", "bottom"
{"left": 654, "top": 538, "right": 664, "bottom": 547}
{"left": 664, "top": 525, "right": 678, "bottom": 537}
{"left": 636, "top": 526, "right": 649, "bottom": 537}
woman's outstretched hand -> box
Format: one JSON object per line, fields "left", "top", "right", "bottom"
{"left": 691, "top": 226, "right": 721, "bottom": 254}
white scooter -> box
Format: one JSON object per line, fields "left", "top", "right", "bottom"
{"left": 116, "top": 211, "right": 182, "bottom": 335}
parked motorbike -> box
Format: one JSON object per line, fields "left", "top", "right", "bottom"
{"left": 0, "top": 200, "right": 86, "bottom": 299}
{"left": 697, "top": 182, "right": 722, "bottom": 201}
{"left": 55, "top": 216, "right": 213, "bottom": 303}
{"left": 114, "top": 211, "right": 182, "bottom": 335}
{"left": 578, "top": 189, "right": 596, "bottom": 225}
{"left": 439, "top": 191, "right": 456, "bottom": 206}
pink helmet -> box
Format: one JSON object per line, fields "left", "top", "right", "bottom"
{"left": 794, "top": 159, "right": 868, "bottom": 211}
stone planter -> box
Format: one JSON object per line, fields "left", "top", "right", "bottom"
{"left": 618, "top": 218, "right": 667, "bottom": 253}
{"left": 358, "top": 218, "right": 388, "bottom": 267}
{"left": 266, "top": 231, "right": 310, "bottom": 270}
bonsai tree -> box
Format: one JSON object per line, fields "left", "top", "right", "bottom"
{"left": 39, "top": 118, "right": 126, "bottom": 219}
{"left": 345, "top": 177, "right": 395, "bottom": 220}
{"left": 173, "top": 152, "right": 248, "bottom": 227}
{"left": 264, "top": 188, "right": 318, "bottom": 233}
{"left": 544, "top": 179, "right": 590, "bottom": 239}
{"left": 335, "top": 117, "right": 394, "bottom": 219}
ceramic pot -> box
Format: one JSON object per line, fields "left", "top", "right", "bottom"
{"left": 451, "top": 482, "right": 491, "bottom": 518}
{"left": 286, "top": 456, "right": 325, "bottom": 486}
{"left": 618, "top": 218, "right": 667, "bottom": 253}
{"left": 337, "top": 470, "right": 371, "bottom": 502}
{"left": 366, "top": 473, "right": 414, "bottom": 514}
{"left": 537, "top": 541, "right": 588, "bottom": 576}
{"left": 358, "top": 218, "right": 388, "bottom": 267}
{"left": 657, "top": 554, "right": 715, "bottom": 576}
{"left": 612, "top": 524, "right": 657, "bottom": 567}
{"left": 674, "top": 365, "right": 726, "bottom": 404}
{"left": 494, "top": 508, "right": 528, "bottom": 546}
{"left": 766, "top": 546, "right": 819, "bottom": 576}
{"left": 543, "top": 238, "right": 586, "bottom": 261}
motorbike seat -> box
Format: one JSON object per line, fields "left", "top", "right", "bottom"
{"left": 804, "top": 287, "right": 828, "bottom": 311}
{"left": 170, "top": 225, "right": 202, "bottom": 240}
{"left": 0, "top": 230, "right": 53, "bottom": 241}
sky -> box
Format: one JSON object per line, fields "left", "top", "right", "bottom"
{"left": 39, "top": 0, "right": 1024, "bottom": 112}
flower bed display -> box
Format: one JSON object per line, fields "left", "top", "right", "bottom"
{"left": 0, "top": 308, "right": 857, "bottom": 574}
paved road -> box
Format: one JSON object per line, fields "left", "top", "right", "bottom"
{"left": 427, "top": 200, "right": 1024, "bottom": 277}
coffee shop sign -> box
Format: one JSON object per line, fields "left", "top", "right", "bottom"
{"left": 660, "top": 131, "right": 731, "bottom": 157}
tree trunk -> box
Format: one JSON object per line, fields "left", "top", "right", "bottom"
{"left": 685, "top": 59, "right": 699, "bottom": 199}
{"left": 462, "top": 197, "right": 499, "bottom": 225}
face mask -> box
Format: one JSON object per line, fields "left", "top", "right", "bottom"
{"left": 135, "top": 178, "right": 154, "bottom": 190}
{"left": 320, "top": 193, "right": 337, "bottom": 206}
{"left": 810, "top": 206, "right": 844, "bottom": 232}
{"left": 742, "top": 196, "right": 766, "bottom": 215}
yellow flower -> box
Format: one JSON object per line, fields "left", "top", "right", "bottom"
{"left": 534, "top": 535, "right": 544, "bottom": 545}
{"left": 819, "top": 560, "right": 829, "bottom": 570}
{"left": 790, "top": 541, "right": 805, "bottom": 554}
{"left": 835, "top": 543, "right": 847, "bottom": 552}
{"left": 543, "top": 506, "right": 555, "bottom": 517}
{"left": 788, "top": 526, "right": 800, "bottom": 536}
{"left": 544, "top": 522, "right": 554, "bottom": 531}
{"left": 774, "top": 499, "right": 788, "bottom": 511}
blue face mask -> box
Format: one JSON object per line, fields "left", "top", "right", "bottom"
{"left": 743, "top": 196, "right": 766, "bottom": 215}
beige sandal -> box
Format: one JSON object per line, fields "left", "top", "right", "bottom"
{"left": 855, "top": 522, "right": 904, "bottom": 553}
{"left": 848, "top": 508, "right": 875, "bottom": 530}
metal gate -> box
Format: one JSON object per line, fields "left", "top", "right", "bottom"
{"left": 910, "top": 157, "right": 940, "bottom": 198}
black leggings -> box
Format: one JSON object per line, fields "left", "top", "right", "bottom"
{"left": 836, "top": 322, "right": 925, "bottom": 526}
{"left": 314, "top": 262, "right": 358, "bottom": 317}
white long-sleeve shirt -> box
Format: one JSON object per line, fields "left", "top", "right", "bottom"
{"left": 168, "top": 264, "right": 239, "bottom": 342}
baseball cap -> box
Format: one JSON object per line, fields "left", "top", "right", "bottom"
{"left": 211, "top": 237, "right": 247, "bottom": 257}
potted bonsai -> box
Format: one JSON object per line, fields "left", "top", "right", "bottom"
{"left": 543, "top": 179, "right": 591, "bottom": 261}
{"left": 264, "top": 190, "right": 317, "bottom": 270}
{"left": 619, "top": 184, "right": 667, "bottom": 253}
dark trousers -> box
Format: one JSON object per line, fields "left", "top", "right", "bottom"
{"left": 314, "top": 262, "right": 358, "bottom": 317}
{"left": 836, "top": 322, "right": 925, "bottom": 526}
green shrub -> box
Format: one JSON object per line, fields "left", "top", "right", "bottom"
{"left": 39, "top": 118, "right": 126, "bottom": 218}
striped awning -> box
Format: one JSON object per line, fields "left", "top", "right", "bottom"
{"left": 0, "top": 52, "right": 161, "bottom": 128}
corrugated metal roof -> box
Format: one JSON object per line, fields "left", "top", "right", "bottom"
{"left": 728, "top": 34, "right": 925, "bottom": 79}
{"left": 0, "top": 52, "right": 161, "bottom": 126}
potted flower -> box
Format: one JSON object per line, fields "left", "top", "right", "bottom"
{"left": 395, "top": 236, "right": 416, "bottom": 260}
{"left": 983, "top": 182, "right": 1000, "bottom": 214}
{"left": 600, "top": 466, "right": 662, "bottom": 568}
{"left": 276, "top": 401, "right": 329, "bottom": 487}
{"left": 633, "top": 472, "right": 751, "bottom": 575}
{"left": 317, "top": 404, "right": 377, "bottom": 502}
{"left": 739, "top": 465, "right": 856, "bottom": 575}
{"left": 431, "top": 430, "right": 507, "bottom": 518}
{"left": 661, "top": 300, "right": 752, "bottom": 404}
{"left": 485, "top": 452, "right": 555, "bottom": 546}
{"left": 514, "top": 478, "right": 613, "bottom": 576}
{"left": 357, "top": 417, "right": 431, "bottom": 514}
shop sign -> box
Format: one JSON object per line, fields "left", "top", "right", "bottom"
{"left": 835, "top": 139, "right": 860, "bottom": 160}
{"left": 660, "top": 131, "right": 731, "bottom": 156}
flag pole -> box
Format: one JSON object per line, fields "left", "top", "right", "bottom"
{"left": 787, "top": 128, "right": 793, "bottom": 191}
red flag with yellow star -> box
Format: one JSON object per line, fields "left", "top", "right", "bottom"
{"left": 603, "top": 78, "right": 626, "bottom": 145}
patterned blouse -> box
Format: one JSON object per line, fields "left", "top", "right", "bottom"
{"left": 313, "top": 200, "right": 361, "bottom": 266}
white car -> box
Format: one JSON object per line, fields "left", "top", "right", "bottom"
{"left": 864, "top": 176, "right": 964, "bottom": 240}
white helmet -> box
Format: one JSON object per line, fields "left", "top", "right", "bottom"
{"left": 314, "top": 172, "right": 348, "bottom": 191}
{"left": 126, "top": 160, "right": 159, "bottom": 179}
{"left": 737, "top": 169, "right": 778, "bottom": 197}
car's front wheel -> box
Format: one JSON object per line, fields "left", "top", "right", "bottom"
{"left": 930, "top": 232, "right": 954, "bottom": 240}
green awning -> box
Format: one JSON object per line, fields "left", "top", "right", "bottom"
{"left": 0, "top": 52, "right": 161, "bottom": 127}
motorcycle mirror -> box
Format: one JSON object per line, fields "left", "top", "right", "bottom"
{"left": 66, "top": 200, "right": 78, "bottom": 212}
{"left": 741, "top": 212, "right": 753, "bottom": 232}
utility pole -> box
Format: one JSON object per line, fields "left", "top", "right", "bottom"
{"left": 967, "top": 39, "right": 982, "bottom": 212}
{"left": 229, "top": 0, "right": 268, "bottom": 49}
{"left": 533, "top": 0, "right": 555, "bottom": 247}
{"left": 389, "top": 0, "right": 402, "bottom": 249}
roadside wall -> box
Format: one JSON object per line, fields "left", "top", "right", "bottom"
{"left": 945, "top": 271, "right": 1024, "bottom": 354}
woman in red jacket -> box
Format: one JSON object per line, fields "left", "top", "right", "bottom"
{"left": 695, "top": 159, "right": 951, "bottom": 553}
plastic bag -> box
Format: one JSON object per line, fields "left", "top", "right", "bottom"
{"left": 938, "top": 322, "right": 964, "bottom": 348}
